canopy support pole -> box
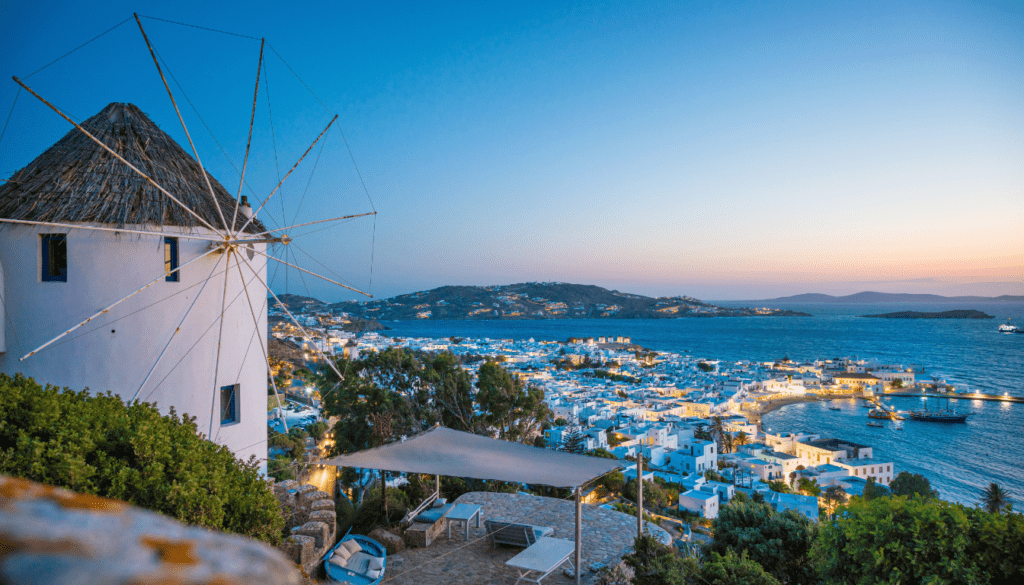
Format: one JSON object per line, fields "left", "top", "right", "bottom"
{"left": 575, "top": 486, "right": 582, "bottom": 585}
{"left": 436, "top": 474, "right": 441, "bottom": 497}
{"left": 637, "top": 455, "right": 644, "bottom": 537}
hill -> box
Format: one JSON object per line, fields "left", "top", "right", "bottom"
{"left": 765, "top": 291, "right": 1024, "bottom": 304}
{"left": 859, "top": 310, "right": 995, "bottom": 319}
{"left": 329, "top": 282, "right": 810, "bottom": 320}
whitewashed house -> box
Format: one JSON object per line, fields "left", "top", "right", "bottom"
{"left": 0, "top": 103, "right": 270, "bottom": 471}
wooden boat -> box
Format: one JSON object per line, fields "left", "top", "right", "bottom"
{"left": 323, "top": 534, "right": 387, "bottom": 585}
{"left": 866, "top": 421, "right": 884, "bottom": 428}
{"left": 907, "top": 396, "right": 970, "bottom": 423}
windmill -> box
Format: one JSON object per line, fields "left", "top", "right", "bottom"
{"left": 0, "top": 15, "right": 374, "bottom": 472}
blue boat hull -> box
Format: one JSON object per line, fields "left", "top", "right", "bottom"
{"left": 323, "top": 534, "right": 387, "bottom": 585}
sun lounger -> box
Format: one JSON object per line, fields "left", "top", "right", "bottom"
{"left": 484, "top": 519, "right": 554, "bottom": 548}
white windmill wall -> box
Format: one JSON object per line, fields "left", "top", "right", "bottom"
{"left": 0, "top": 224, "right": 268, "bottom": 472}
{"left": 0, "top": 256, "right": 5, "bottom": 354}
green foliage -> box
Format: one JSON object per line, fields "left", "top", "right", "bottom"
{"left": 700, "top": 550, "right": 782, "bottom": 585}
{"left": 601, "top": 470, "right": 625, "bottom": 493}
{"left": 624, "top": 478, "right": 675, "bottom": 509}
{"left": 0, "top": 373, "right": 284, "bottom": 544}
{"left": 554, "top": 417, "right": 568, "bottom": 426}
{"left": 811, "top": 496, "right": 1024, "bottom": 585}
{"left": 351, "top": 488, "right": 409, "bottom": 534}
{"left": 980, "top": 482, "right": 1011, "bottom": 515}
{"left": 475, "top": 360, "right": 550, "bottom": 442}
{"left": 706, "top": 500, "right": 817, "bottom": 585}
{"left": 306, "top": 421, "right": 328, "bottom": 442}
{"left": 321, "top": 349, "right": 487, "bottom": 457}
{"left": 890, "top": 378, "right": 904, "bottom": 389}
{"left": 768, "top": 480, "right": 791, "bottom": 494}
{"left": 861, "top": 476, "right": 890, "bottom": 501}
{"left": 698, "top": 361, "right": 715, "bottom": 372}
{"left": 589, "top": 369, "right": 638, "bottom": 383}
{"left": 622, "top": 534, "right": 696, "bottom": 585}
{"left": 889, "top": 471, "right": 939, "bottom": 499}
{"left": 560, "top": 422, "right": 587, "bottom": 454}
{"left": 335, "top": 495, "right": 356, "bottom": 535}
{"left": 797, "top": 477, "right": 821, "bottom": 497}
{"left": 590, "top": 447, "right": 618, "bottom": 460}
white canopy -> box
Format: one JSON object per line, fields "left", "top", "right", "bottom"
{"left": 321, "top": 426, "right": 622, "bottom": 488}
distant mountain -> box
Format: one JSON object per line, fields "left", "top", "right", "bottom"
{"left": 859, "top": 310, "right": 995, "bottom": 319}
{"left": 764, "top": 291, "right": 1024, "bottom": 304}
{"left": 328, "top": 282, "right": 810, "bottom": 321}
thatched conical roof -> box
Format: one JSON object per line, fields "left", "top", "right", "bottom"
{"left": 0, "top": 102, "right": 266, "bottom": 234}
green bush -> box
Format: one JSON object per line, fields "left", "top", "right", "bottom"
{"left": 706, "top": 500, "right": 817, "bottom": 585}
{"left": 812, "top": 496, "right": 1024, "bottom": 584}
{"left": 0, "top": 373, "right": 284, "bottom": 544}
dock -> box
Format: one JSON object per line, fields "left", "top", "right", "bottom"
{"left": 880, "top": 392, "right": 1024, "bottom": 404}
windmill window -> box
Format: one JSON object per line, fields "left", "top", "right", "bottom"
{"left": 221, "top": 384, "right": 239, "bottom": 425}
{"left": 164, "top": 237, "right": 179, "bottom": 282}
{"left": 41, "top": 234, "right": 68, "bottom": 282}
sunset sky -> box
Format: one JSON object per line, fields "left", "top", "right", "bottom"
{"left": 2, "top": 1, "right": 1022, "bottom": 301}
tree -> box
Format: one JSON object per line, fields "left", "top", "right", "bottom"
{"left": 861, "top": 476, "right": 890, "bottom": 501}
{"left": 981, "top": 482, "right": 1010, "bottom": 515}
{"left": 734, "top": 431, "right": 749, "bottom": 449}
{"left": 622, "top": 534, "right": 695, "bottom": 585}
{"left": 768, "top": 480, "right": 791, "bottom": 494}
{"left": 0, "top": 373, "right": 284, "bottom": 544}
{"left": 698, "top": 361, "right": 714, "bottom": 372}
{"left": 823, "top": 486, "right": 848, "bottom": 514}
{"left": 306, "top": 420, "right": 328, "bottom": 442}
{"left": 797, "top": 477, "right": 820, "bottom": 497}
{"left": 890, "top": 378, "right": 904, "bottom": 389}
{"left": 811, "top": 496, "right": 1021, "bottom": 585}
{"left": 710, "top": 416, "right": 728, "bottom": 452}
{"left": 706, "top": 500, "right": 817, "bottom": 585}
{"left": 694, "top": 422, "right": 712, "bottom": 441}
{"left": 475, "top": 360, "right": 550, "bottom": 443}
{"left": 700, "top": 550, "right": 782, "bottom": 585}
{"left": 889, "top": 471, "right": 939, "bottom": 499}
{"left": 560, "top": 422, "right": 586, "bottom": 454}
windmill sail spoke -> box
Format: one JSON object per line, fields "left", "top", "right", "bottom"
{"left": 233, "top": 250, "right": 287, "bottom": 432}
{"left": 12, "top": 77, "right": 222, "bottom": 234}
{"left": 232, "top": 39, "right": 266, "bottom": 234}
{"left": 236, "top": 114, "right": 338, "bottom": 236}
{"left": 134, "top": 14, "right": 230, "bottom": 234}
{"left": 19, "top": 246, "right": 221, "bottom": 361}
{"left": 131, "top": 253, "right": 225, "bottom": 403}
{"left": 236, "top": 254, "right": 348, "bottom": 384}
{"left": 0, "top": 217, "right": 225, "bottom": 242}
{"left": 252, "top": 211, "right": 376, "bottom": 237}
{"left": 209, "top": 248, "right": 234, "bottom": 439}
{"left": 254, "top": 248, "right": 372, "bottom": 298}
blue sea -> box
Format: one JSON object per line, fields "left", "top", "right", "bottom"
{"left": 382, "top": 302, "right": 1024, "bottom": 508}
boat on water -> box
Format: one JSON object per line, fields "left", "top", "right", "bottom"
{"left": 866, "top": 421, "right": 884, "bottom": 427}
{"left": 999, "top": 319, "right": 1019, "bottom": 334}
{"left": 906, "top": 396, "right": 970, "bottom": 423}
{"left": 323, "top": 534, "right": 387, "bottom": 585}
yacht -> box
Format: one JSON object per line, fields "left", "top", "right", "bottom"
{"left": 999, "top": 319, "right": 1019, "bottom": 334}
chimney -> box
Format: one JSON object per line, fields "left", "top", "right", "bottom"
{"left": 239, "top": 195, "right": 252, "bottom": 219}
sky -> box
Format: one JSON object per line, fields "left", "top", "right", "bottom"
{"left": 2, "top": 0, "right": 1022, "bottom": 301}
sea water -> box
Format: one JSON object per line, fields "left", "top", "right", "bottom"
{"left": 382, "top": 301, "right": 1024, "bottom": 507}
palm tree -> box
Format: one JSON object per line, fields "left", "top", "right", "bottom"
{"left": 723, "top": 433, "right": 735, "bottom": 454}
{"left": 981, "top": 482, "right": 1010, "bottom": 514}
{"left": 798, "top": 477, "right": 821, "bottom": 496}
{"left": 734, "top": 431, "right": 749, "bottom": 449}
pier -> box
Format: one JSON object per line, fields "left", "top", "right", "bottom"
{"left": 880, "top": 392, "right": 1024, "bottom": 404}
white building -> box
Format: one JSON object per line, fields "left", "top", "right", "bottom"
{"left": 679, "top": 489, "right": 719, "bottom": 519}
{"left": 0, "top": 103, "right": 270, "bottom": 471}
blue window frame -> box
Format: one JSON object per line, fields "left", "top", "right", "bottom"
{"left": 164, "top": 237, "right": 179, "bottom": 282}
{"left": 220, "top": 384, "right": 239, "bottom": 425}
{"left": 41, "top": 234, "right": 67, "bottom": 282}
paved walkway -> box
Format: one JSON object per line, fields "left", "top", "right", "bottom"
{"left": 379, "top": 492, "right": 669, "bottom": 585}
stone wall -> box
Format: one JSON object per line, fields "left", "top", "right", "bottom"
{"left": 273, "top": 479, "right": 338, "bottom": 576}
{"left": 0, "top": 475, "right": 301, "bottom": 585}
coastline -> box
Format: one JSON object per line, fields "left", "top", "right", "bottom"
{"left": 744, "top": 394, "right": 827, "bottom": 429}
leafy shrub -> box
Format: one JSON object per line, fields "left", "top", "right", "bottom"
{"left": 706, "top": 500, "right": 817, "bottom": 585}
{"left": 0, "top": 373, "right": 284, "bottom": 544}
{"left": 812, "top": 496, "right": 1024, "bottom": 584}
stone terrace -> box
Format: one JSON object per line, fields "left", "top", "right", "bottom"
{"left": 380, "top": 492, "right": 669, "bottom": 585}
